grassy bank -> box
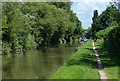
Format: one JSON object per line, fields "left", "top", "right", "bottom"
{"left": 94, "top": 39, "right": 119, "bottom": 79}
{"left": 50, "top": 40, "right": 100, "bottom": 79}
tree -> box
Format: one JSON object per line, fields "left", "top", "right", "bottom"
{"left": 91, "top": 10, "right": 98, "bottom": 39}
{"left": 2, "top": 2, "right": 83, "bottom": 54}
{"left": 91, "top": 6, "right": 119, "bottom": 40}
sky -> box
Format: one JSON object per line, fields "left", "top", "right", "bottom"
{"left": 70, "top": 0, "right": 113, "bottom": 29}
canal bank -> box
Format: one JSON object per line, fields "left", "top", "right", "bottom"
{"left": 50, "top": 40, "right": 100, "bottom": 79}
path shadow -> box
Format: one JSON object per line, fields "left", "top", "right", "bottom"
{"left": 66, "top": 46, "right": 118, "bottom": 69}
{"left": 85, "top": 48, "right": 93, "bottom": 51}
{"left": 66, "top": 51, "right": 98, "bottom": 69}
{"left": 95, "top": 47, "right": 118, "bottom": 68}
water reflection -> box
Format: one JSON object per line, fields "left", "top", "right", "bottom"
{"left": 2, "top": 46, "right": 79, "bottom": 79}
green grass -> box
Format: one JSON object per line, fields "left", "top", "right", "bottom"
{"left": 94, "top": 39, "right": 119, "bottom": 79}
{"left": 50, "top": 40, "right": 100, "bottom": 79}
{"left": 104, "top": 66, "right": 118, "bottom": 79}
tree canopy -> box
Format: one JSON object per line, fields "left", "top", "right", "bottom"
{"left": 2, "top": 2, "right": 82, "bottom": 54}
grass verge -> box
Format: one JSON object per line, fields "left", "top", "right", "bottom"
{"left": 94, "top": 39, "right": 119, "bottom": 79}
{"left": 50, "top": 40, "right": 100, "bottom": 79}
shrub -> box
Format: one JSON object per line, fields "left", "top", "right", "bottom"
{"left": 105, "top": 26, "right": 120, "bottom": 55}
{"left": 2, "top": 42, "right": 12, "bottom": 54}
{"left": 25, "top": 34, "right": 38, "bottom": 50}
{"left": 96, "top": 26, "right": 120, "bottom": 56}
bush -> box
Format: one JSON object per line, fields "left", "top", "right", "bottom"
{"left": 25, "top": 34, "right": 38, "bottom": 50}
{"left": 96, "top": 26, "right": 120, "bottom": 56}
{"left": 96, "top": 26, "right": 115, "bottom": 39}
{"left": 96, "top": 30, "right": 105, "bottom": 39}
{"left": 2, "top": 42, "right": 12, "bottom": 54}
{"left": 105, "top": 26, "right": 120, "bottom": 55}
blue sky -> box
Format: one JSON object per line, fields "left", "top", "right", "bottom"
{"left": 70, "top": 0, "right": 112, "bottom": 29}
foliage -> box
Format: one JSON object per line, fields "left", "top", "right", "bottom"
{"left": 96, "top": 26, "right": 115, "bottom": 39}
{"left": 91, "top": 4, "right": 120, "bottom": 56}
{"left": 91, "top": 10, "right": 98, "bottom": 39}
{"left": 91, "top": 5, "right": 119, "bottom": 39}
{"left": 104, "top": 26, "right": 120, "bottom": 55}
{"left": 2, "top": 2, "right": 82, "bottom": 54}
{"left": 48, "top": 2, "right": 71, "bottom": 10}
{"left": 25, "top": 34, "right": 37, "bottom": 50}
{"left": 2, "top": 42, "right": 11, "bottom": 54}
{"left": 96, "top": 26, "right": 120, "bottom": 56}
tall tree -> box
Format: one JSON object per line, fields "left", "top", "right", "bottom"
{"left": 91, "top": 10, "right": 98, "bottom": 39}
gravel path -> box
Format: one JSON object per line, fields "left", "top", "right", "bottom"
{"left": 92, "top": 40, "right": 108, "bottom": 81}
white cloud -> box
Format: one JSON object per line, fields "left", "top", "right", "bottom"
{"left": 71, "top": 1, "right": 109, "bottom": 16}
{"left": 71, "top": 0, "right": 113, "bottom": 2}
{"left": 71, "top": 1, "right": 110, "bottom": 29}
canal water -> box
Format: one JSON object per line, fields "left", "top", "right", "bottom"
{"left": 2, "top": 45, "right": 80, "bottom": 79}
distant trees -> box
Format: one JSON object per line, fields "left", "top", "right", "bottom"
{"left": 2, "top": 2, "right": 82, "bottom": 54}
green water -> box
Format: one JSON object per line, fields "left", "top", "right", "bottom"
{"left": 2, "top": 46, "right": 79, "bottom": 79}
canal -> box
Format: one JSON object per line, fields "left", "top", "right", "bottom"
{"left": 2, "top": 45, "right": 80, "bottom": 79}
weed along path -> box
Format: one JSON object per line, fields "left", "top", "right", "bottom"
{"left": 92, "top": 40, "right": 107, "bottom": 81}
